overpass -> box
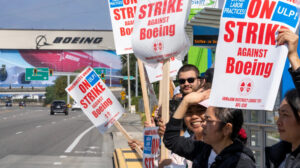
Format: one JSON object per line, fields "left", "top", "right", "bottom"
{"left": 0, "top": 88, "right": 46, "bottom": 95}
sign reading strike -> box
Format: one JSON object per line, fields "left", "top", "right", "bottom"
{"left": 143, "top": 127, "right": 160, "bottom": 168}
{"left": 145, "top": 57, "right": 183, "bottom": 83}
{"left": 132, "top": 0, "right": 191, "bottom": 64}
{"left": 210, "top": 0, "right": 299, "bottom": 110}
{"left": 107, "top": 0, "right": 137, "bottom": 55}
{"left": 66, "top": 67, "right": 124, "bottom": 133}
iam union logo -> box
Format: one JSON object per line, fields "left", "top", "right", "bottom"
{"left": 238, "top": 78, "right": 254, "bottom": 96}
{"left": 153, "top": 40, "right": 164, "bottom": 53}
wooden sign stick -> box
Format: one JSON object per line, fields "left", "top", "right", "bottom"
{"left": 158, "top": 80, "right": 163, "bottom": 106}
{"left": 137, "top": 59, "right": 151, "bottom": 123}
{"left": 114, "top": 121, "right": 143, "bottom": 157}
{"left": 160, "top": 58, "right": 170, "bottom": 161}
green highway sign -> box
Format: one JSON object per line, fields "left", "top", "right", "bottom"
{"left": 94, "top": 68, "right": 106, "bottom": 80}
{"left": 25, "top": 68, "right": 49, "bottom": 81}
{"left": 123, "top": 76, "right": 135, "bottom": 80}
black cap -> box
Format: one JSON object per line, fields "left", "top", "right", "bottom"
{"left": 204, "top": 68, "right": 214, "bottom": 83}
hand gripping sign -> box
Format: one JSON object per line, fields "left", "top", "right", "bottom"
{"left": 132, "top": 0, "right": 191, "bottom": 65}
{"left": 210, "top": 0, "right": 299, "bottom": 110}
{"left": 65, "top": 66, "right": 124, "bottom": 133}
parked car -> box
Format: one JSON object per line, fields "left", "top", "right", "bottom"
{"left": 71, "top": 101, "right": 81, "bottom": 111}
{"left": 50, "top": 100, "right": 68, "bottom": 115}
{"left": 19, "top": 101, "right": 26, "bottom": 107}
{"left": 5, "top": 100, "right": 12, "bottom": 107}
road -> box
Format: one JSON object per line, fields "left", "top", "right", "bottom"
{"left": 0, "top": 106, "right": 114, "bottom": 168}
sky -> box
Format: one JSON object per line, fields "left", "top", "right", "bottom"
{"left": 0, "top": 0, "right": 112, "bottom": 30}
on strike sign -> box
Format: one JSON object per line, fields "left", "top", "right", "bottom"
{"left": 107, "top": 0, "right": 137, "bottom": 55}
{"left": 143, "top": 127, "right": 160, "bottom": 168}
{"left": 210, "top": 0, "right": 299, "bottom": 110}
{"left": 66, "top": 67, "right": 124, "bottom": 133}
{"left": 132, "top": 0, "right": 191, "bottom": 64}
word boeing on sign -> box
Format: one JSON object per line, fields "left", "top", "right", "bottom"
{"left": 132, "top": 0, "right": 191, "bottom": 65}
{"left": 108, "top": 0, "right": 137, "bottom": 55}
{"left": 66, "top": 67, "right": 124, "bottom": 133}
{"left": 210, "top": 0, "right": 299, "bottom": 111}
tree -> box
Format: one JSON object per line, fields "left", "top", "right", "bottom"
{"left": 44, "top": 76, "right": 75, "bottom": 105}
{"left": 121, "top": 54, "right": 140, "bottom": 96}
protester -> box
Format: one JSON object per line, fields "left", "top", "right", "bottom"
{"left": 158, "top": 98, "right": 214, "bottom": 168}
{"left": 176, "top": 64, "right": 202, "bottom": 96}
{"left": 163, "top": 89, "right": 256, "bottom": 168}
{"left": 265, "top": 29, "right": 300, "bottom": 168}
{"left": 169, "top": 64, "right": 213, "bottom": 125}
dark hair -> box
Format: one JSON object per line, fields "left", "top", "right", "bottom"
{"left": 177, "top": 64, "right": 200, "bottom": 79}
{"left": 284, "top": 89, "right": 300, "bottom": 123}
{"left": 203, "top": 68, "right": 214, "bottom": 83}
{"left": 214, "top": 107, "right": 244, "bottom": 140}
{"left": 186, "top": 104, "right": 207, "bottom": 115}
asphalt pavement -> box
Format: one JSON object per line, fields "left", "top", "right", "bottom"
{"left": 0, "top": 106, "right": 143, "bottom": 168}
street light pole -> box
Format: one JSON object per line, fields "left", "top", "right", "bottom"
{"left": 135, "top": 61, "right": 138, "bottom": 97}
{"left": 67, "top": 75, "right": 70, "bottom": 105}
{"left": 127, "top": 54, "right": 131, "bottom": 113}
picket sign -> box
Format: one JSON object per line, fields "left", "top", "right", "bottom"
{"left": 161, "top": 59, "right": 171, "bottom": 160}
{"left": 137, "top": 59, "right": 151, "bottom": 123}
{"left": 144, "top": 57, "right": 183, "bottom": 83}
{"left": 65, "top": 67, "right": 142, "bottom": 157}
{"left": 143, "top": 127, "right": 160, "bottom": 168}
{"left": 114, "top": 121, "right": 143, "bottom": 157}
{"left": 210, "top": 0, "right": 300, "bottom": 110}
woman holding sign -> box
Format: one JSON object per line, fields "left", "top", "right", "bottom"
{"left": 265, "top": 29, "right": 300, "bottom": 168}
{"left": 163, "top": 89, "right": 256, "bottom": 168}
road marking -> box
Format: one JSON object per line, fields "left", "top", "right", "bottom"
{"left": 64, "top": 125, "right": 95, "bottom": 153}
{"left": 59, "top": 155, "right": 67, "bottom": 158}
{"left": 36, "top": 125, "right": 42, "bottom": 128}
{"left": 16, "top": 131, "right": 23, "bottom": 134}
{"left": 89, "top": 146, "right": 99, "bottom": 149}
{"left": 53, "top": 162, "right": 62, "bottom": 165}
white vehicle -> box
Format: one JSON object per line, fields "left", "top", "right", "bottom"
{"left": 71, "top": 101, "right": 81, "bottom": 111}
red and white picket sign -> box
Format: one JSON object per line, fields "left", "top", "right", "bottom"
{"left": 143, "top": 127, "right": 160, "bottom": 168}
{"left": 132, "top": 0, "right": 191, "bottom": 65}
{"left": 210, "top": 0, "right": 300, "bottom": 110}
{"left": 65, "top": 66, "right": 124, "bottom": 133}
{"left": 107, "top": 0, "right": 137, "bottom": 55}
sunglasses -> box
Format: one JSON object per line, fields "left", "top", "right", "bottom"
{"left": 178, "top": 78, "right": 196, "bottom": 84}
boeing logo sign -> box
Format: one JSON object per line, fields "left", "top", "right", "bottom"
{"left": 0, "top": 30, "right": 115, "bottom": 50}
{"left": 36, "top": 35, "right": 51, "bottom": 49}
{"left": 36, "top": 35, "right": 103, "bottom": 49}
{"left": 53, "top": 37, "right": 103, "bottom": 44}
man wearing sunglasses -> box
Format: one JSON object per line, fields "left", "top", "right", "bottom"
{"left": 177, "top": 64, "right": 202, "bottom": 97}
